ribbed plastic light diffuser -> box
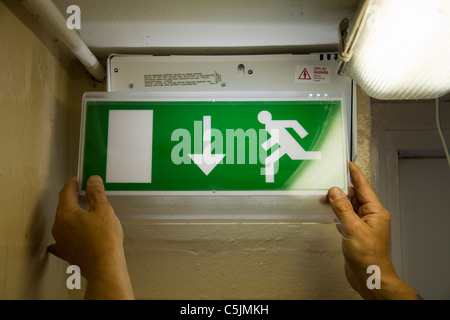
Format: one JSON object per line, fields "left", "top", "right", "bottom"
{"left": 343, "top": 0, "right": 450, "bottom": 100}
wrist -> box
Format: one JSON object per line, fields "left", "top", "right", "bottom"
{"left": 86, "top": 248, "right": 128, "bottom": 281}
{"left": 85, "top": 250, "right": 134, "bottom": 300}
{"left": 378, "top": 274, "right": 419, "bottom": 300}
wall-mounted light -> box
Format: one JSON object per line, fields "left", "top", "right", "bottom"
{"left": 338, "top": 0, "right": 450, "bottom": 100}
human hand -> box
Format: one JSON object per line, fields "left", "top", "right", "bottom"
{"left": 328, "top": 162, "right": 418, "bottom": 300}
{"left": 48, "top": 175, "right": 134, "bottom": 299}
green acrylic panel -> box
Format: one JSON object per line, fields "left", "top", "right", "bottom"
{"left": 80, "top": 100, "right": 347, "bottom": 193}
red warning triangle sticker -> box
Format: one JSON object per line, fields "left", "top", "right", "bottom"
{"left": 298, "top": 67, "right": 311, "bottom": 80}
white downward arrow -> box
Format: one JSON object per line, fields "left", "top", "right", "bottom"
{"left": 188, "top": 116, "right": 225, "bottom": 175}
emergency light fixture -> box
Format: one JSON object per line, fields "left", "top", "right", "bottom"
{"left": 78, "top": 54, "right": 355, "bottom": 222}
{"left": 338, "top": 0, "right": 450, "bottom": 100}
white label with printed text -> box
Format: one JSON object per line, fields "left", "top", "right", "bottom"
{"left": 295, "top": 65, "right": 330, "bottom": 84}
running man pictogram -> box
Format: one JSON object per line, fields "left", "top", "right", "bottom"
{"left": 258, "top": 110, "right": 322, "bottom": 183}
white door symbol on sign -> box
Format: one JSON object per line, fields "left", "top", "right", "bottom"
{"left": 258, "top": 111, "right": 322, "bottom": 183}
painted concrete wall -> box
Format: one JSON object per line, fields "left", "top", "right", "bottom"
{"left": 0, "top": 1, "right": 99, "bottom": 299}
{"left": 1, "top": 0, "right": 372, "bottom": 300}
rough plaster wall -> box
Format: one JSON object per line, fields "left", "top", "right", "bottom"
{"left": 70, "top": 224, "right": 361, "bottom": 300}
{"left": 121, "top": 223, "right": 358, "bottom": 299}
{"left": 0, "top": 1, "right": 87, "bottom": 299}
{"left": 355, "top": 86, "right": 372, "bottom": 181}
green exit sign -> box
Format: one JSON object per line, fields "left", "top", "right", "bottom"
{"left": 79, "top": 99, "right": 348, "bottom": 195}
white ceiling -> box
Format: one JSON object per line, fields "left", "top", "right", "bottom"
{"left": 52, "top": 0, "right": 361, "bottom": 57}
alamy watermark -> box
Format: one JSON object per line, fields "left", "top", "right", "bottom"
{"left": 366, "top": 265, "right": 381, "bottom": 290}
{"left": 171, "top": 111, "right": 322, "bottom": 182}
{"left": 66, "top": 5, "right": 81, "bottom": 30}
{"left": 66, "top": 265, "right": 81, "bottom": 290}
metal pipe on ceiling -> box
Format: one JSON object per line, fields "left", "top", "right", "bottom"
{"left": 21, "top": 0, "right": 106, "bottom": 81}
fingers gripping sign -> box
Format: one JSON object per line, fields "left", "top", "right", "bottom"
{"left": 48, "top": 176, "right": 122, "bottom": 273}
{"left": 48, "top": 176, "right": 134, "bottom": 299}
{"left": 327, "top": 162, "right": 418, "bottom": 300}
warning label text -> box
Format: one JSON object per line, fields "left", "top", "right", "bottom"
{"left": 295, "top": 65, "right": 330, "bottom": 84}
{"left": 144, "top": 72, "right": 222, "bottom": 87}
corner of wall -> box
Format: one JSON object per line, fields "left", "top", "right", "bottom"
{"left": 355, "top": 85, "right": 372, "bottom": 183}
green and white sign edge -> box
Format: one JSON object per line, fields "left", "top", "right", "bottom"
{"left": 77, "top": 93, "right": 350, "bottom": 196}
